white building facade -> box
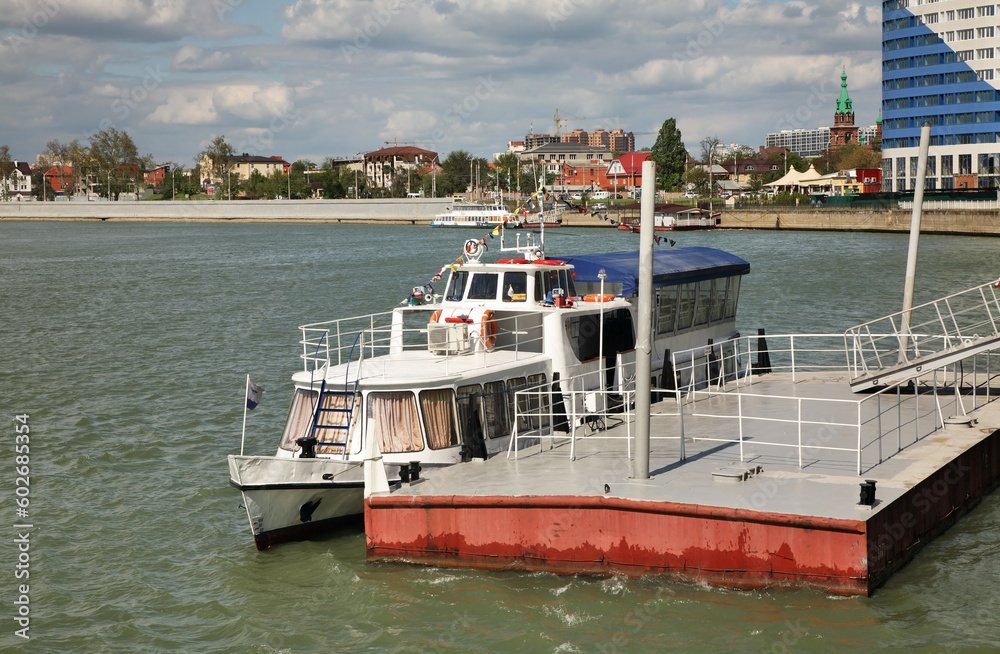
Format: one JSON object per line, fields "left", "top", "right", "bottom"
{"left": 882, "top": 0, "right": 1000, "bottom": 191}
{"left": 765, "top": 128, "right": 832, "bottom": 158}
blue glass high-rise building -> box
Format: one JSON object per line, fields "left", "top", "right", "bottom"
{"left": 882, "top": 0, "right": 1000, "bottom": 191}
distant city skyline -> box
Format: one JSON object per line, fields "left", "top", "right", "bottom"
{"left": 0, "top": 1, "right": 882, "bottom": 166}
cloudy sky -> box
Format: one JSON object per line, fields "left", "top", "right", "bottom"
{"left": 0, "top": 0, "right": 881, "bottom": 167}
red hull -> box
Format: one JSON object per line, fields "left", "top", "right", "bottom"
{"left": 365, "top": 429, "right": 1000, "bottom": 595}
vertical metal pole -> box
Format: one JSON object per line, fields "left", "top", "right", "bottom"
{"left": 633, "top": 160, "right": 656, "bottom": 479}
{"left": 900, "top": 124, "right": 931, "bottom": 363}
{"left": 240, "top": 374, "right": 250, "bottom": 455}
{"left": 797, "top": 398, "right": 802, "bottom": 469}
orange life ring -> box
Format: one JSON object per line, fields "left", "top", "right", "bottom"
{"left": 497, "top": 259, "right": 530, "bottom": 264}
{"left": 582, "top": 293, "right": 616, "bottom": 302}
{"left": 430, "top": 310, "right": 442, "bottom": 322}
{"left": 533, "top": 259, "right": 565, "bottom": 265}
{"left": 480, "top": 309, "right": 498, "bottom": 348}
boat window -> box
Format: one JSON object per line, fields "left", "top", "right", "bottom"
{"left": 564, "top": 270, "right": 577, "bottom": 297}
{"left": 693, "top": 280, "right": 713, "bottom": 326}
{"left": 482, "top": 380, "right": 510, "bottom": 439}
{"left": 535, "top": 270, "right": 567, "bottom": 301}
{"left": 456, "top": 384, "right": 484, "bottom": 446}
{"left": 710, "top": 278, "right": 729, "bottom": 322}
{"left": 724, "top": 276, "right": 741, "bottom": 319}
{"left": 676, "top": 283, "right": 696, "bottom": 331}
{"left": 420, "top": 389, "right": 459, "bottom": 450}
{"left": 657, "top": 286, "right": 678, "bottom": 335}
{"left": 367, "top": 391, "right": 424, "bottom": 453}
{"left": 566, "top": 314, "right": 601, "bottom": 362}
{"left": 507, "top": 377, "right": 531, "bottom": 432}
{"left": 502, "top": 271, "right": 528, "bottom": 302}
{"left": 314, "top": 392, "right": 362, "bottom": 454}
{"left": 526, "top": 373, "right": 549, "bottom": 430}
{"left": 445, "top": 270, "right": 469, "bottom": 302}
{"left": 279, "top": 388, "right": 319, "bottom": 451}
{"left": 468, "top": 273, "right": 499, "bottom": 300}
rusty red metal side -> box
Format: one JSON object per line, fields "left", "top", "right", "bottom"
{"left": 366, "top": 494, "right": 871, "bottom": 595}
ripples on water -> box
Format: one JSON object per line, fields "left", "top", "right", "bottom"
{"left": 1, "top": 221, "right": 998, "bottom": 652}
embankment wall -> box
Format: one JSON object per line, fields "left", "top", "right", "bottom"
{"left": 719, "top": 209, "right": 1000, "bottom": 235}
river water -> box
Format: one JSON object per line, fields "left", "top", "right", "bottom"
{"left": 1, "top": 220, "right": 998, "bottom": 652}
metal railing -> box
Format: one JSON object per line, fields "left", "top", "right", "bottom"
{"left": 299, "top": 307, "right": 547, "bottom": 374}
{"left": 898, "top": 200, "right": 1000, "bottom": 210}
{"left": 845, "top": 279, "right": 1000, "bottom": 384}
{"left": 509, "top": 333, "right": 1000, "bottom": 475}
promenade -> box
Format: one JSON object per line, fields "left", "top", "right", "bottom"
{"left": 5, "top": 199, "right": 1000, "bottom": 235}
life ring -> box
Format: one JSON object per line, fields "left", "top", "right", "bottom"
{"left": 497, "top": 258, "right": 530, "bottom": 264}
{"left": 480, "top": 309, "right": 498, "bottom": 348}
{"left": 533, "top": 259, "right": 565, "bottom": 265}
{"left": 582, "top": 294, "right": 616, "bottom": 302}
{"left": 430, "top": 310, "right": 442, "bottom": 322}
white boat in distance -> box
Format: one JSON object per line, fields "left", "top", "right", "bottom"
{"left": 432, "top": 198, "right": 523, "bottom": 227}
{"left": 228, "top": 229, "right": 749, "bottom": 550}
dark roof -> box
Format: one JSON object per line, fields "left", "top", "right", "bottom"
{"left": 228, "top": 153, "right": 288, "bottom": 164}
{"left": 365, "top": 146, "right": 438, "bottom": 158}
{"left": 561, "top": 247, "right": 750, "bottom": 296}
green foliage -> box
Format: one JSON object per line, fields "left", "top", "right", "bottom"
{"left": 87, "top": 127, "right": 152, "bottom": 200}
{"left": 649, "top": 118, "right": 687, "bottom": 192}
{"left": 0, "top": 144, "right": 14, "bottom": 194}
{"left": 198, "top": 136, "right": 235, "bottom": 199}
{"left": 683, "top": 166, "right": 710, "bottom": 196}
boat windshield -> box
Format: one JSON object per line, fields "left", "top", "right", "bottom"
{"left": 468, "top": 273, "right": 498, "bottom": 300}
{"left": 502, "top": 271, "right": 527, "bottom": 302}
{"left": 445, "top": 270, "right": 469, "bottom": 301}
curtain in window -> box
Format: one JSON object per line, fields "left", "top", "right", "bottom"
{"left": 368, "top": 392, "right": 423, "bottom": 453}
{"left": 279, "top": 389, "right": 318, "bottom": 451}
{"left": 420, "top": 389, "right": 457, "bottom": 450}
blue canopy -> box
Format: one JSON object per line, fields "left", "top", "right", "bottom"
{"left": 561, "top": 247, "right": 749, "bottom": 297}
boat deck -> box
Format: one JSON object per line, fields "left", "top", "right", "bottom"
{"left": 366, "top": 371, "right": 1000, "bottom": 595}
{"left": 386, "top": 372, "right": 997, "bottom": 518}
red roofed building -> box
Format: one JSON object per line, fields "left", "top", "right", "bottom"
{"left": 144, "top": 163, "right": 170, "bottom": 187}
{"left": 44, "top": 165, "right": 78, "bottom": 195}
{"left": 606, "top": 152, "right": 651, "bottom": 194}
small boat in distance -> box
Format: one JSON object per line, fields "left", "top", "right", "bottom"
{"left": 617, "top": 203, "right": 720, "bottom": 232}
{"left": 432, "top": 198, "right": 522, "bottom": 228}
{"left": 228, "top": 228, "right": 749, "bottom": 550}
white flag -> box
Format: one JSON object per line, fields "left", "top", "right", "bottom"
{"left": 246, "top": 379, "right": 264, "bottom": 410}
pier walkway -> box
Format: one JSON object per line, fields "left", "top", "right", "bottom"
{"left": 366, "top": 330, "right": 1000, "bottom": 595}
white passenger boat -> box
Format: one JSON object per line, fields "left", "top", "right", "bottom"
{"left": 431, "top": 199, "right": 522, "bottom": 228}
{"left": 228, "top": 230, "right": 749, "bottom": 549}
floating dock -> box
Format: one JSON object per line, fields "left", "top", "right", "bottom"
{"left": 365, "top": 330, "right": 1000, "bottom": 596}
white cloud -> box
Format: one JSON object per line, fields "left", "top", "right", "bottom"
{"left": 171, "top": 45, "right": 268, "bottom": 73}
{"left": 0, "top": 0, "right": 886, "bottom": 166}
{"left": 146, "top": 90, "right": 217, "bottom": 125}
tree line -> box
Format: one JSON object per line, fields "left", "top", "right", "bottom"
{"left": 5, "top": 116, "right": 869, "bottom": 202}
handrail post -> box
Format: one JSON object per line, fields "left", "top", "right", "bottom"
{"left": 737, "top": 393, "right": 744, "bottom": 463}
{"left": 797, "top": 398, "right": 802, "bottom": 469}
{"left": 790, "top": 334, "right": 796, "bottom": 382}
{"left": 857, "top": 401, "right": 862, "bottom": 475}
{"left": 876, "top": 393, "right": 883, "bottom": 464}
{"left": 570, "top": 389, "right": 577, "bottom": 461}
